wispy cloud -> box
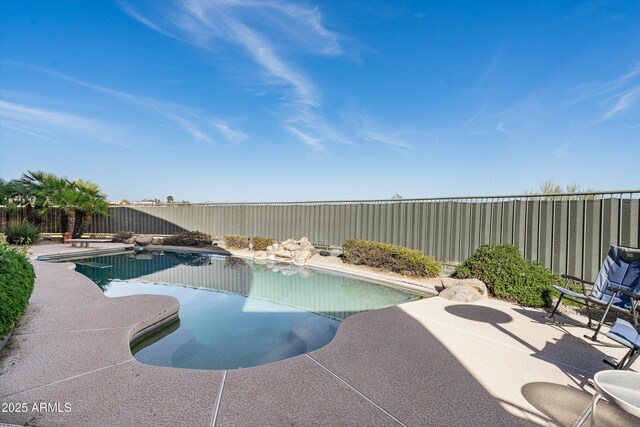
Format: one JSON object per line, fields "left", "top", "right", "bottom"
{"left": 342, "top": 109, "right": 434, "bottom": 151}
{"left": 284, "top": 126, "right": 323, "bottom": 150}
{"left": 12, "top": 63, "right": 248, "bottom": 145}
{"left": 598, "top": 85, "right": 640, "bottom": 122}
{"left": 561, "top": 63, "right": 640, "bottom": 124}
{"left": 359, "top": 130, "right": 413, "bottom": 150}
{"left": 212, "top": 121, "right": 249, "bottom": 145}
{"left": 119, "top": 0, "right": 345, "bottom": 149}
{"left": 120, "top": 1, "right": 340, "bottom": 106}
{"left": 354, "top": 115, "right": 414, "bottom": 150}
{"left": 0, "top": 99, "right": 131, "bottom": 146}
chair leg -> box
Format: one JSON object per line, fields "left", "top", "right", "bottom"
{"left": 605, "top": 348, "right": 635, "bottom": 370}
{"left": 584, "top": 299, "right": 592, "bottom": 328}
{"left": 547, "top": 294, "right": 564, "bottom": 320}
{"left": 587, "top": 299, "right": 615, "bottom": 341}
{"left": 623, "top": 351, "right": 640, "bottom": 370}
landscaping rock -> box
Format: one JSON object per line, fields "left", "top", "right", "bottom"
{"left": 439, "top": 284, "right": 483, "bottom": 302}
{"left": 274, "top": 249, "right": 294, "bottom": 259}
{"left": 282, "top": 243, "right": 298, "bottom": 251}
{"left": 441, "top": 277, "right": 488, "bottom": 296}
{"left": 123, "top": 237, "right": 135, "bottom": 245}
{"left": 252, "top": 237, "right": 316, "bottom": 264}
{"left": 151, "top": 237, "right": 163, "bottom": 245}
{"left": 294, "top": 250, "right": 311, "bottom": 264}
{"left": 134, "top": 235, "right": 154, "bottom": 246}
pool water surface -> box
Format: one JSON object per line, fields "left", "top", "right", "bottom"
{"left": 73, "top": 250, "right": 420, "bottom": 370}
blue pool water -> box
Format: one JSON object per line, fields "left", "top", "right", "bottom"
{"left": 73, "top": 250, "right": 419, "bottom": 370}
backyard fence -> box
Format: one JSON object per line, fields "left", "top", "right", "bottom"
{"left": 3, "top": 190, "right": 639, "bottom": 280}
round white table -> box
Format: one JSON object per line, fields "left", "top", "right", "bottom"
{"left": 576, "top": 370, "right": 640, "bottom": 426}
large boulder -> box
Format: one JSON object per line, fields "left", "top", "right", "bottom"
{"left": 274, "top": 249, "right": 294, "bottom": 259}
{"left": 253, "top": 237, "right": 316, "bottom": 264}
{"left": 439, "top": 284, "right": 483, "bottom": 302}
{"left": 134, "top": 234, "right": 154, "bottom": 246}
{"left": 441, "top": 278, "right": 488, "bottom": 297}
{"left": 437, "top": 277, "right": 487, "bottom": 302}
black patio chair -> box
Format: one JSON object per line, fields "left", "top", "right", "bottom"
{"left": 547, "top": 245, "right": 640, "bottom": 341}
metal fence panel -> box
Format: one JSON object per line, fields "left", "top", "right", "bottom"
{"left": 5, "top": 191, "right": 639, "bottom": 278}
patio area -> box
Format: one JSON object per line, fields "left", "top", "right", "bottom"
{"left": 0, "top": 244, "right": 637, "bottom": 426}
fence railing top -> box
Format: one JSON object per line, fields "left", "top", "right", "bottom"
{"left": 103, "top": 189, "right": 640, "bottom": 207}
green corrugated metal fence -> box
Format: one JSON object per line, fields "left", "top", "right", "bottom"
{"left": 4, "top": 191, "right": 639, "bottom": 279}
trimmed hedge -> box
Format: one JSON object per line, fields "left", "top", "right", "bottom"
{"left": 5, "top": 220, "right": 40, "bottom": 245}
{"left": 252, "top": 236, "right": 275, "bottom": 251}
{"left": 224, "top": 234, "right": 249, "bottom": 249}
{"left": 163, "top": 231, "right": 212, "bottom": 247}
{"left": 0, "top": 243, "right": 36, "bottom": 338}
{"left": 455, "top": 244, "right": 562, "bottom": 307}
{"left": 343, "top": 239, "right": 441, "bottom": 277}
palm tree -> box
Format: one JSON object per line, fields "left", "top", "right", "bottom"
{"left": 74, "top": 179, "right": 110, "bottom": 237}
{"left": 11, "top": 171, "right": 110, "bottom": 235}
{"left": 50, "top": 186, "right": 85, "bottom": 235}
{"left": 17, "top": 170, "right": 67, "bottom": 225}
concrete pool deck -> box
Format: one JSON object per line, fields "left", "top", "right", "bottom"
{"left": 0, "top": 244, "right": 637, "bottom": 426}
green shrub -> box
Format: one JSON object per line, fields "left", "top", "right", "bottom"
{"left": 343, "top": 239, "right": 441, "bottom": 277}
{"left": 163, "top": 231, "right": 212, "bottom": 247}
{"left": 455, "top": 244, "right": 562, "bottom": 307}
{"left": 224, "top": 234, "right": 249, "bottom": 249}
{"left": 252, "top": 236, "right": 275, "bottom": 251}
{"left": 0, "top": 242, "right": 36, "bottom": 338}
{"left": 4, "top": 220, "right": 40, "bottom": 245}
{"left": 111, "top": 231, "right": 133, "bottom": 243}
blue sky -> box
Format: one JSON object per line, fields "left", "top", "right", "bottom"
{"left": 1, "top": 0, "right": 638, "bottom": 202}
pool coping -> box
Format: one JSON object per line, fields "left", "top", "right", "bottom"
{"left": 1, "top": 243, "right": 637, "bottom": 426}
{"left": 36, "top": 246, "right": 136, "bottom": 262}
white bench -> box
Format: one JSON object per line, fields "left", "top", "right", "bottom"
{"left": 68, "top": 239, "right": 113, "bottom": 248}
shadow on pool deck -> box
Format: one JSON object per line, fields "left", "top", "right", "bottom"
{"left": 216, "top": 305, "right": 532, "bottom": 426}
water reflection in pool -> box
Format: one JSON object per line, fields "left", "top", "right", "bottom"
{"left": 74, "top": 251, "right": 419, "bottom": 370}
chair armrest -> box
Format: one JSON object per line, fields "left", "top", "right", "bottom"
{"left": 607, "top": 285, "right": 640, "bottom": 300}
{"left": 561, "top": 274, "right": 594, "bottom": 286}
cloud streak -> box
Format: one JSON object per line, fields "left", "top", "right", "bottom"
{"left": 119, "top": 1, "right": 420, "bottom": 153}
{"left": 599, "top": 84, "right": 640, "bottom": 122}
{"left": 284, "top": 126, "right": 323, "bottom": 150}
{"left": 120, "top": 0, "right": 340, "bottom": 107}
{"left": 119, "top": 0, "right": 346, "bottom": 149}
{"left": 0, "top": 99, "right": 131, "bottom": 146}
{"left": 562, "top": 63, "right": 640, "bottom": 108}
{"left": 562, "top": 62, "right": 640, "bottom": 124}
{"left": 14, "top": 63, "right": 248, "bottom": 145}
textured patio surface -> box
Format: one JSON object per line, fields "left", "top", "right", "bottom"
{"left": 0, "top": 244, "right": 638, "bottom": 426}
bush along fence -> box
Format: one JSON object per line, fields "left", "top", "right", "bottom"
{"left": 3, "top": 190, "right": 639, "bottom": 279}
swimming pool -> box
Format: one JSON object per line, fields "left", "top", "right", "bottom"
{"left": 73, "top": 250, "right": 420, "bottom": 370}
